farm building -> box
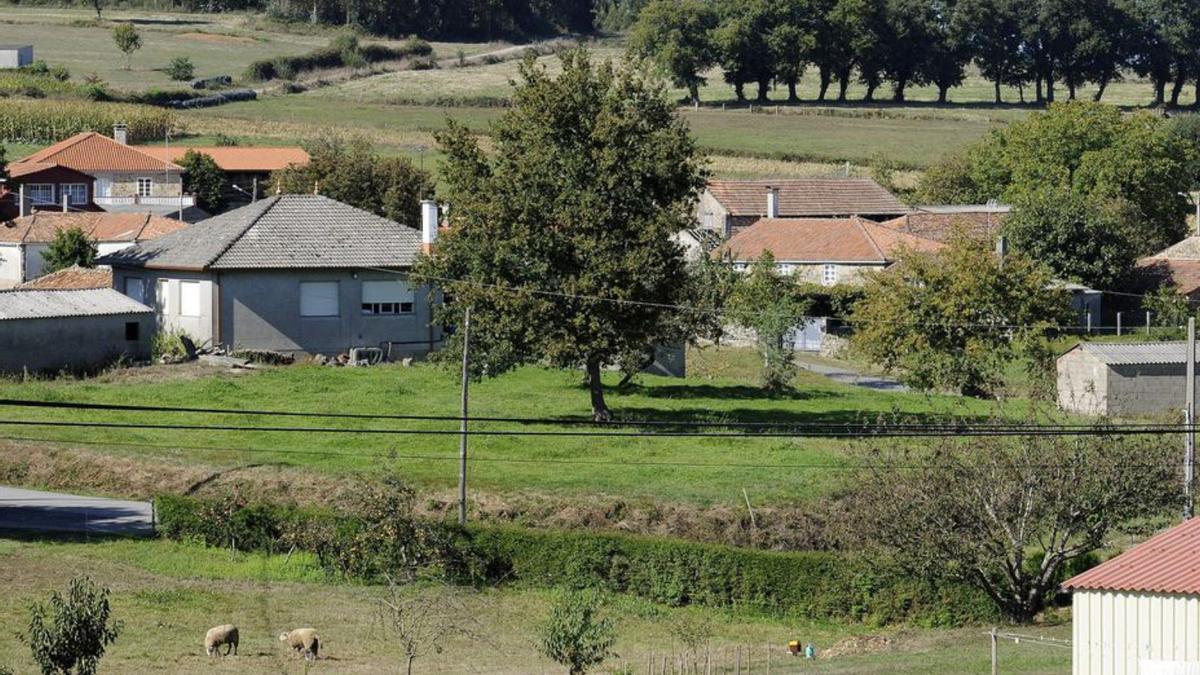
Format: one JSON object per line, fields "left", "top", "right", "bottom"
{"left": 133, "top": 145, "right": 309, "bottom": 210}
{"left": 1064, "top": 516, "right": 1200, "bottom": 674}
{"left": 1056, "top": 342, "right": 1199, "bottom": 416}
{"left": 696, "top": 178, "right": 909, "bottom": 237}
{"left": 102, "top": 194, "right": 442, "bottom": 359}
{"left": 0, "top": 45, "right": 33, "bottom": 69}
{"left": 0, "top": 288, "right": 152, "bottom": 373}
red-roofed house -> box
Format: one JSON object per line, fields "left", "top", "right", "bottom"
{"left": 1, "top": 125, "right": 198, "bottom": 220}
{"left": 713, "top": 216, "right": 943, "bottom": 286}
{"left": 132, "top": 145, "right": 309, "bottom": 208}
{"left": 697, "top": 178, "right": 910, "bottom": 237}
{"left": 1064, "top": 517, "right": 1200, "bottom": 673}
{"left": 0, "top": 212, "right": 187, "bottom": 287}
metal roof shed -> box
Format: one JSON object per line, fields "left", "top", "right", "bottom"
{"left": 1056, "top": 342, "right": 1198, "bottom": 417}
{"left": 1064, "top": 517, "right": 1200, "bottom": 673}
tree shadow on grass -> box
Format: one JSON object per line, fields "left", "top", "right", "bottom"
{"left": 598, "top": 405, "right": 995, "bottom": 429}
{"left": 611, "top": 382, "right": 835, "bottom": 401}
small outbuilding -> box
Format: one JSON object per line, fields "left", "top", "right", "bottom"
{"left": 0, "top": 45, "right": 33, "bottom": 69}
{"left": 1064, "top": 517, "right": 1200, "bottom": 674}
{"left": 0, "top": 288, "right": 152, "bottom": 373}
{"left": 1057, "top": 342, "right": 1198, "bottom": 417}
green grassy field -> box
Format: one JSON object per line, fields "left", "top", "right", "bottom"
{"left": 0, "top": 348, "right": 1047, "bottom": 508}
{"left": 0, "top": 535, "right": 1071, "bottom": 673}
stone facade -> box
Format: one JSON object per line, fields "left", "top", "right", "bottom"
{"left": 95, "top": 173, "right": 184, "bottom": 199}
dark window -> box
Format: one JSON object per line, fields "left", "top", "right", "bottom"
{"left": 361, "top": 302, "right": 413, "bottom": 315}
{"left": 125, "top": 321, "right": 140, "bottom": 341}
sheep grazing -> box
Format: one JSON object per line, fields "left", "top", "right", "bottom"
{"left": 279, "top": 628, "right": 320, "bottom": 661}
{"left": 204, "top": 624, "right": 239, "bottom": 657}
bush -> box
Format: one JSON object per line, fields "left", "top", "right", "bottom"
{"left": 151, "top": 329, "right": 194, "bottom": 363}
{"left": 243, "top": 37, "right": 433, "bottom": 82}
{"left": 154, "top": 494, "right": 996, "bottom": 626}
{"left": 26, "top": 577, "right": 122, "bottom": 675}
{"left": 166, "top": 56, "right": 195, "bottom": 81}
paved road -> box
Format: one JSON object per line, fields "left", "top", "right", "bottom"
{"left": 0, "top": 486, "right": 154, "bottom": 536}
{"left": 795, "top": 358, "right": 909, "bottom": 392}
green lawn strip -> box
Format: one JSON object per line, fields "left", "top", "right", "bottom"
{"left": 0, "top": 352, "right": 1044, "bottom": 505}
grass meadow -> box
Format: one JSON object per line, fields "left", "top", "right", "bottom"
{"left": 0, "top": 535, "right": 1072, "bottom": 673}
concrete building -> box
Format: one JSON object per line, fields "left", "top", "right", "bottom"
{"left": 0, "top": 288, "right": 152, "bottom": 373}
{"left": 0, "top": 212, "right": 186, "bottom": 287}
{"left": 102, "top": 194, "right": 442, "bottom": 359}
{"left": 697, "top": 178, "right": 909, "bottom": 237}
{"left": 1064, "top": 517, "right": 1200, "bottom": 674}
{"left": 0, "top": 45, "right": 33, "bottom": 69}
{"left": 712, "top": 215, "right": 944, "bottom": 286}
{"left": 1056, "top": 342, "right": 1199, "bottom": 417}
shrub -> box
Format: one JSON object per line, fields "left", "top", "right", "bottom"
{"left": 151, "top": 330, "right": 196, "bottom": 363}
{"left": 243, "top": 37, "right": 433, "bottom": 82}
{"left": 537, "top": 589, "right": 616, "bottom": 675}
{"left": 166, "top": 56, "right": 195, "bottom": 82}
{"left": 49, "top": 65, "right": 70, "bottom": 82}
{"left": 26, "top": 576, "right": 122, "bottom": 675}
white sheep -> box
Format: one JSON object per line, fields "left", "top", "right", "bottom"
{"left": 279, "top": 628, "right": 320, "bottom": 661}
{"left": 204, "top": 624, "right": 239, "bottom": 657}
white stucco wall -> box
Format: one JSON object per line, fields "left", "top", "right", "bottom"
{"left": 1058, "top": 350, "right": 1109, "bottom": 416}
{"left": 0, "top": 244, "right": 21, "bottom": 287}
{"left": 1073, "top": 590, "right": 1200, "bottom": 675}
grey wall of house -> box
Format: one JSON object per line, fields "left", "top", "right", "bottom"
{"left": 0, "top": 312, "right": 152, "bottom": 373}
{"left": 1058, "top": 352, "right": 1200, "bottom": 416}
{"left": 112, "top": 267, "right": 217, "bottom": 346}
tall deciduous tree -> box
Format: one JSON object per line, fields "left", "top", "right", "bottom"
{"left": 628, "top": 0, "right": 719, "bottom": 105}
{"left": 769, "top": 0, "right": 816, "bottom": 102}
{"left": 881, "top": 0, "right": 935, "bottom": 102}
{"left": 414, "top": 49, "right": 707, "bottom": 421}
{"left": 847, "top": 431, "right": 1180, "bottom": 622}
{"left": 270, "top": 136, "right": 433, "bottom": 228}
{"left": 959, "top": 0, "right": 1028, "bottom": 103}
{"left": 179, "top": 150, "right": 226, "bottom": 214}
{"left": 809, "top": 0, "right": 861, "bottom": 101}
{"left": 922, "top": 0, "right": 972, "bottom": 103}
{"left": 851, "top": 231, "right": 1069, "bottom": 397}
{"left": 713, "top": 0, "right": 781, "bottom": 102}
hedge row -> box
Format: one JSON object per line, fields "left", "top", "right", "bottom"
{"left": 0, "top": 99, "right": 175, "bottom": 143}
{"left": 155, "top": 494, "right": 995, "bottom": 627}
{"left": 243, "top": 38, "right": 433, "bottom": 82}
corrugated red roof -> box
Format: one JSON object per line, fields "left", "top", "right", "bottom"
{"left": 0, "top": 212, "right": 187, "bottom": 244}
{"left": 132, "top": 146, "right": 310, "bottom": 172}
{"left": 1064, "top": 517, "right": 1200, "bottom": 594}
{"left": 714, "top": 216, "right": 943, "bottom": 263}
{"left": 706, "top": 178, "right": 909, "bottom": 217}
{"left": 13, "top": 132, "right": 181, "bottom": 173}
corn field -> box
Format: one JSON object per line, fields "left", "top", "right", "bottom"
{"left": 0, "top": 99, "right": 177, "bottom": 144}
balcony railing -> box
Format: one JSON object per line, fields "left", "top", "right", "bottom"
{"left": 93, "top": 195, "right": 196, "bottom": 207}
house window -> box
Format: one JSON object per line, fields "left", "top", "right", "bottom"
{"left": 779, "top": 263, "right": 794, "bottom": 275}
{"left": 63, "top": 184, "right": 88, "bottom": 205}
{"left": 27, "top": 184, "right": 54, "bottom": 205}
{"left": 361, "top": 279, "right": 414, "bottom": 316}
{"left": 125, "top": 321, "right": 140, "bottom": 341}
{"left": 300, "top": 281, "right": 339, "bottom": 317}
{"left": 124, "top": 277, "right": 145, "bottom": 304}
{"left": 136, "top": 178, "right": 153, "bottom": 197}
{"left": 179, "top": 281, "right": 201, "bottom": 317}
{"left": 822, "top": 264, "right": 838, "bottom": 286}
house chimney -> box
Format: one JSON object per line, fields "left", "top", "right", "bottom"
{"left": 766, "top": 186, "right": 780, "bottom": 219}
{"left": 420, "top": 199, "right": 439, "bottom": 253}
{"left": 113, "top": 122, "right": 127, "bottom": 145}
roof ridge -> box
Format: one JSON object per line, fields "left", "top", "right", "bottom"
{"left": 206, "top": 196, "right": 281, "bottom": 268}
{"left": 854, "top": 216, "right": 888, "bottom": 262}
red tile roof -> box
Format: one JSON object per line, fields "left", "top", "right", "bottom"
{"left": 0, "top": 212, "right": 187, "bottom": 244}
{"left": 17, "top": 265, "right": 112, "bottom": 290}
{"left": 12, "top": 132, "right": 181, "bottom": 174}
{"left": 715, "top": 216, "right": 944, "bottom": 263}
{"left": 1136, "top": 258, "right": 1200, "bottom": 298}
{"left": 879, "top": 209, "right": 1008, "bottom": 243}
{"left": 706, "top": 178, "right": 909, "bottom": 217}
{"left": 1064, "top": 517, "right": 1200, "bottom": 594}
{"left": 132, "top": 146, "right": 310, "bottom": 172}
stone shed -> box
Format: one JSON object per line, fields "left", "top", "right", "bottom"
{"left": 0, "top": 288, "right": 153, "bottom": 373}
{"left": 1057, "top": 342, "right": 1199, "bottom": 417}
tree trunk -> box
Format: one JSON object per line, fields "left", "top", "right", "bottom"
{"left": 1046, "top": 75, "right": 1055, "bottom": 103}
{"left": 892, "top": 78, "right": 906, "bottom": 102}
{"left": 1170, "top": 70, "right": 1186, "bottom": 107}
{"left": 787, "top": 80, "right": 799, "bottom": 102}
{"left": 818, "top": 67, "right": 831, "bottom": 101}
{"left": 688, "top": 83, "right": 700, "bottom": 106}
{"left": 1153, "top": 78, "right": 1166, "bottom": 106}
{"left": 1092, "top": 78, "right": 1108, "bottom": 102}
{"left": 937, "top": 84, "right": 949, "bottom": 104}
{"left": 994, "top": 79, "right": 1002, "bottom": 104}
{"left": 1035, "top": 74, "right": 1043, "bottom": 104}
{"left": 1066, "top": 79, "right": 1076, "bottom": 100}
{"left": 863, "top": 83, "right": 877, "bottom": 102}
{"left": 837, "top": 75, "right": 850, "bottom": 101}
{"left": 756, "top": 79, "right": 770, "bottom": 102}
{"left": 406, "top": 655, "right": 415, "bottom": 675}
{"left": 586, "top": 357, "right": 611, "bottom": 423}
{"left": 734, "top": 81, "right": 746, "bottom": 102}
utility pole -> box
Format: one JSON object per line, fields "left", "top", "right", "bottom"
{"left": 1187, "top": 317, "right": 1196, "bottom": 521}
{"left": 458, "top": 307, "right": 471, "bottom": 527}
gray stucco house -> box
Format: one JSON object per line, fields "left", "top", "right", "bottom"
{"left": 100, "top": 194, "right": 442, "bottom": 359}
{"left": 0, "top": 288, "right": 152, "bottom": 373}
{"left": 1057, "top": 342, "right": 1199, "bottom": 417}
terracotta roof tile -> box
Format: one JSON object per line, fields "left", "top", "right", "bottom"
{"left": 17, "top": 266, "right": 112, "bottom": 290}
{"left": 0, "top": 212, "right": 187, "bottom": 244}
{"left": 706, "top": 178, "right": 909, "bottom": 217}
{"left": 13, "top": 132, "right": 181, "bottom": 174}
{"left": 132, "top": 146, "right": 310, "bottom": 172}
{"left": 878, "top": 209, "right": 1009, "bottom": 243}
{"left": 714, "top": 216, "right": 943, "bottom": 263}
{"left": 1064, "top": 517, "right": 1200, "bottom": 594}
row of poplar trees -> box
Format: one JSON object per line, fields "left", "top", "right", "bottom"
{"left": 629, "top": 0, "right": 1200, "bottom": 106}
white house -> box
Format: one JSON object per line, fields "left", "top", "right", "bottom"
{"left": 1064, "top": 517, "right": 1200, "bottom": 674}
{"left": 0, "top": 45, "right": 33, "bottom": 69}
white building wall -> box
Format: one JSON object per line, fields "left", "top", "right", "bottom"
{"left": 0, "top": 244, "right": 22, "bottom": 287}
{"left": 0, "top": 46, "right": 33, "bottom": 69}
{"left": 1074, "top": 590, "right": 1200, "bottom": 675}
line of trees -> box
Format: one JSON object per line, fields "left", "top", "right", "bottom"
{"left": 630, "top": 0, "right": 1200, "bottom": 106}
